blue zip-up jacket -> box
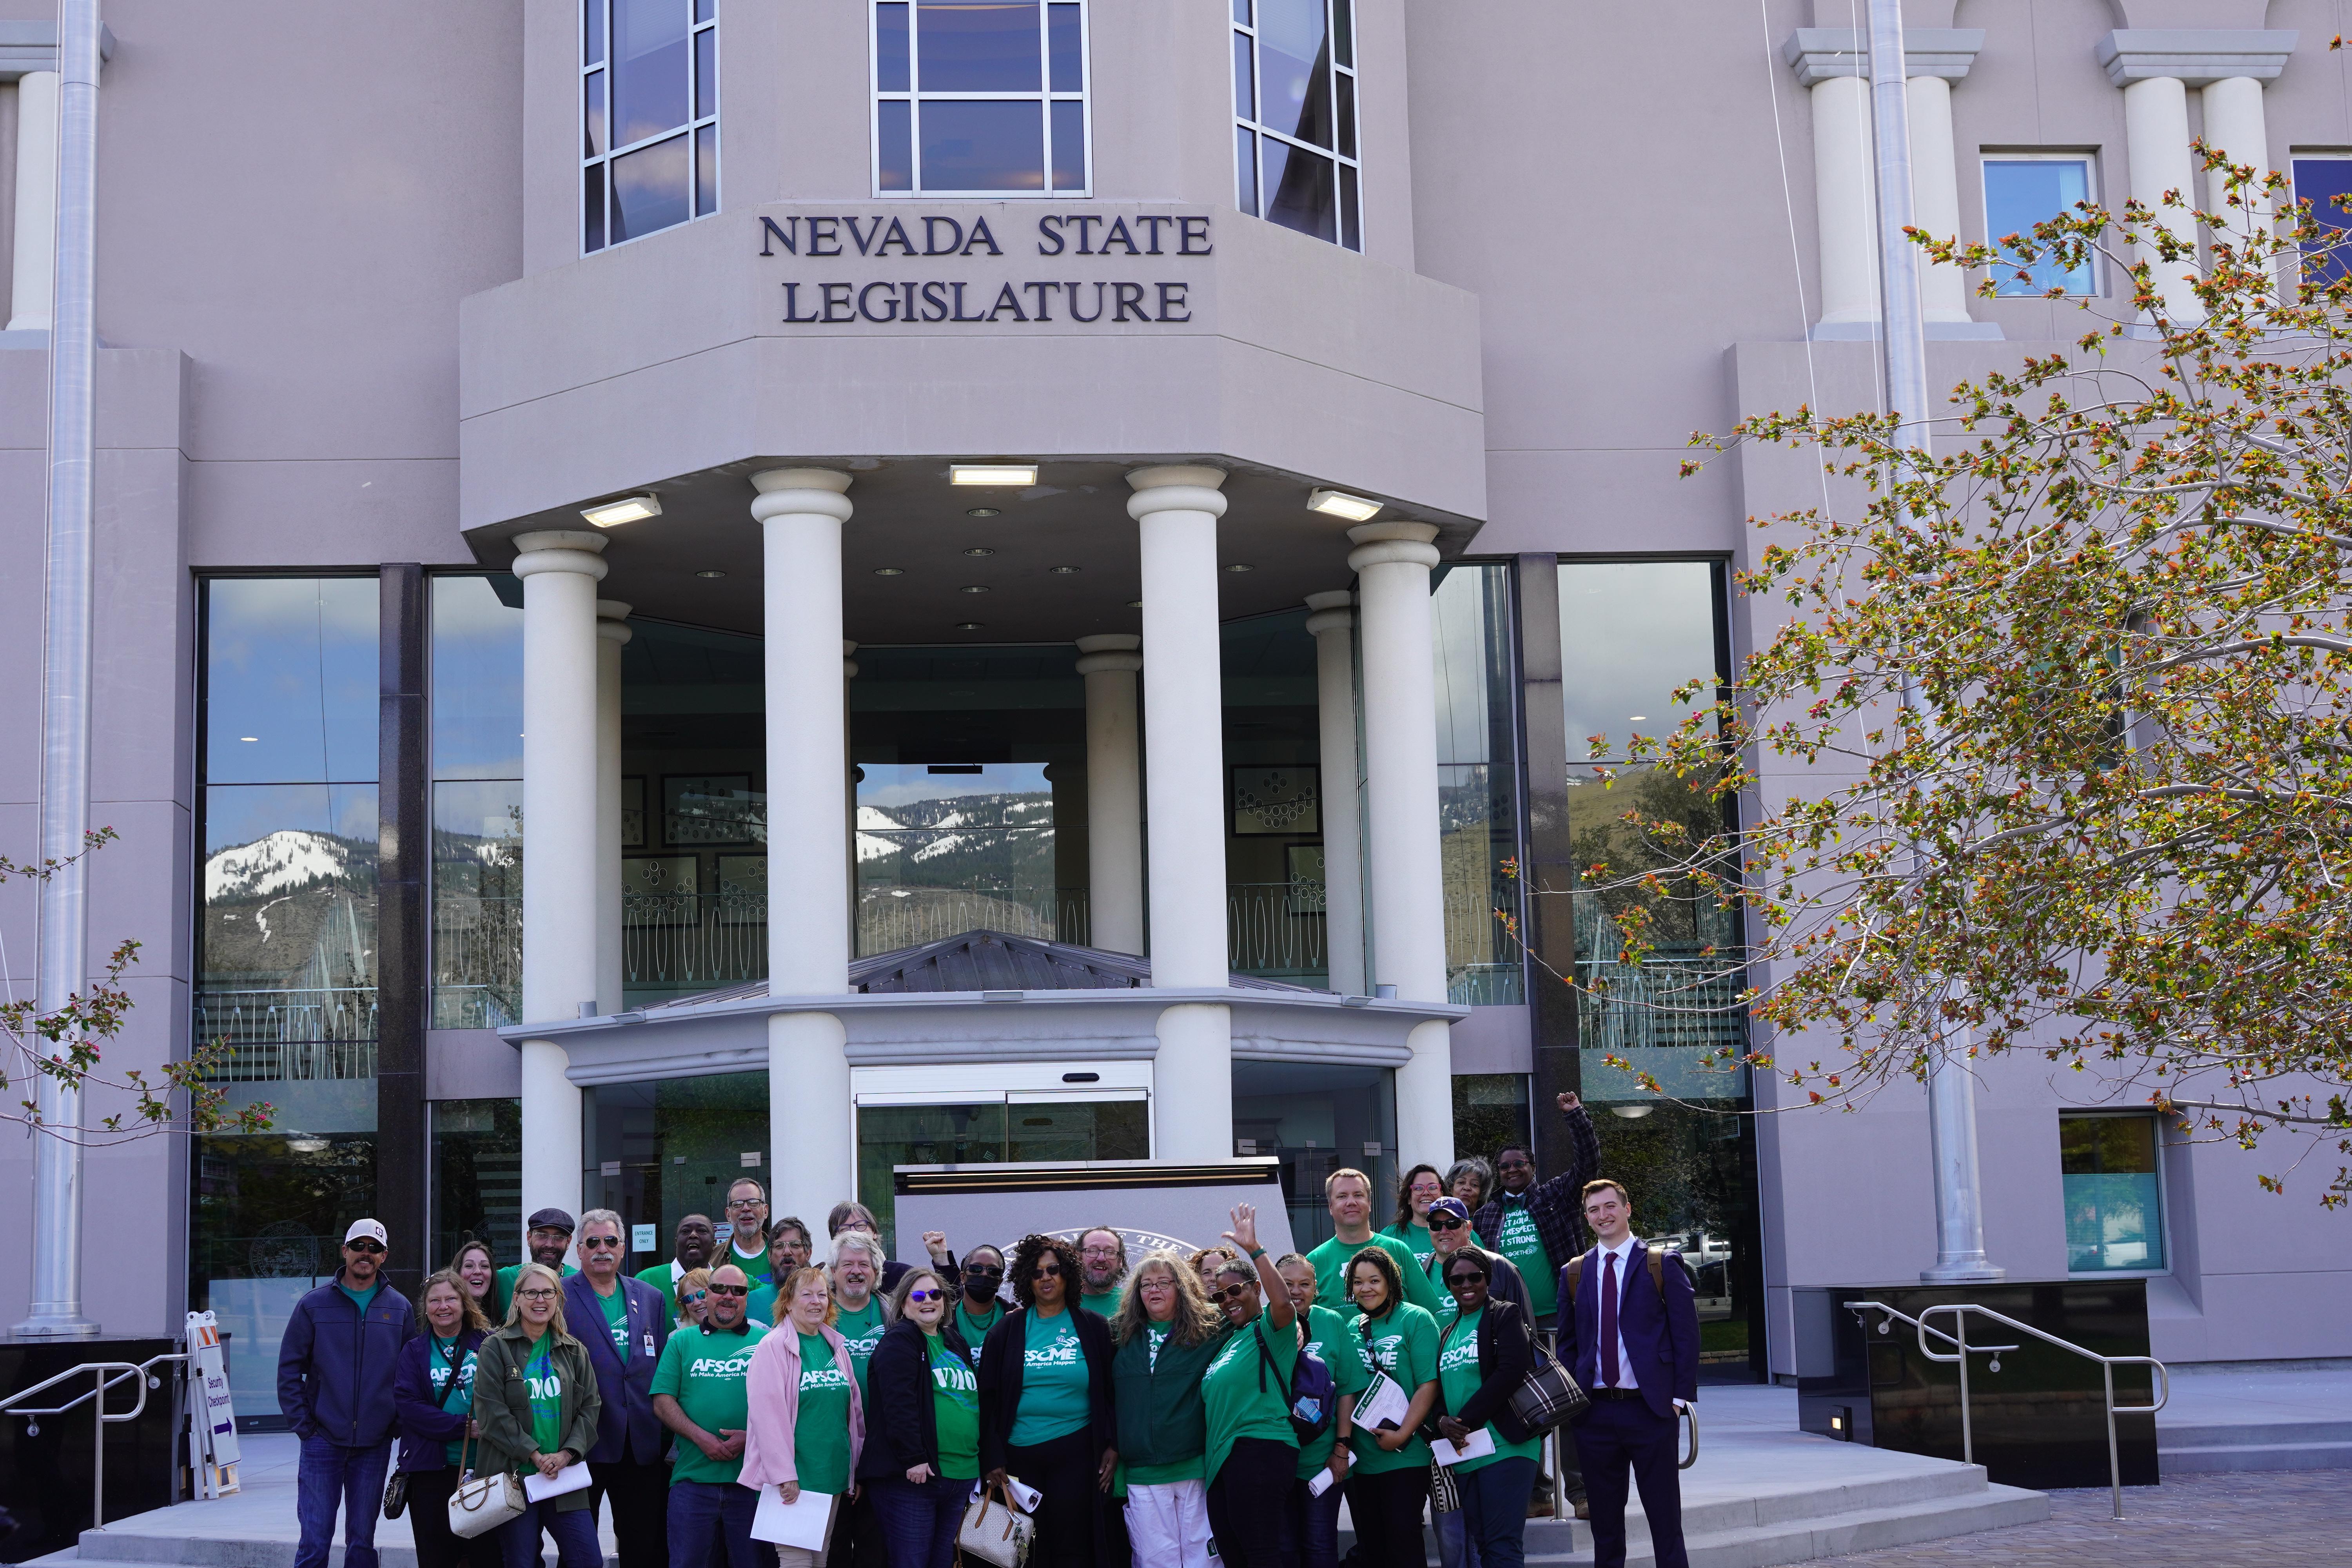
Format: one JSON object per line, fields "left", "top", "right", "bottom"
{"left": 393, "top": 1327, "right": 486, "bottom": 1472}
{"left": 277, "top": 1274, "right": 416, "bottom": 1446}
{"left": 560, "top": 1270, "right": 671, "bottom": 1464}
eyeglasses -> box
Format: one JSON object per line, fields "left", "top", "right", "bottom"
{"left": 1446, "top": 1269, "right": 1489, "bottom": 1284}
{"left": 1428, "top": 1215, "right": 1467, "bottom": 1231}
{"left": 517, "top": 1288, "right": 557, "bottom": 1302}
{"left": 582, "top": 1236, "right": 621, "bottom": 1251}
{"left": 1137, "top": 1276, "right": 1176, "bottom": 1291}
{"left": 725, "top": 1198, "right": 764, "bottom": 1211}
{"left": 1031, "top": 1263, "right": 1062, "bottom": 1279}
{"left": 1213, "top": 1281, "right": 1254, "bottom": 1302}
{"left": 908, "top": 1289, "right": 945, "bottom": 1303}
{"left": 963, "top": 1266, "right": 1004, "bottom": 1280}
{"left": 680, "top": 1291, "right": 708, "bottom": 1306}
{"left": 345, "top": 1240, "right": 385, "bottom": 1254}
{"left": 1079, "top": 1245, "right": 1121, "bottom": 1259}
{"left": 707, "top": 1283, "right": 748, "bottom": 1298}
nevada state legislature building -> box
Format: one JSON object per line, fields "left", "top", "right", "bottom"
{"left": 2, "top": 0, "right": 2347, "bottom": 1422}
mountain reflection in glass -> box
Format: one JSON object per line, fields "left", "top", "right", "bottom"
{"left": 856, "top": 762, "right": 1060, "bottom": 954}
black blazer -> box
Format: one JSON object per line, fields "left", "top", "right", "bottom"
{"left": 1427, "top": 1295, "right": 1537, "bottom": 1445}
{"left": 975, "top": 1303, "right": 1116, "bottom": 1477}
{"left": 857, "top": 1315, "right": 976, "bottom": 1482}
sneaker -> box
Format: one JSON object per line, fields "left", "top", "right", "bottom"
{"left": 1574, "top": 1500, "right": 1590, "bottom": 1520}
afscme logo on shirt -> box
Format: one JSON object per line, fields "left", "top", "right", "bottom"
{"left": 932, "top": 1361, "right": 978, "bottom": 1395}
{"left": 800, "top": 1365, "right": 852, "bottom": 1391}
{"left": 1207, "top": 1336, "right": 1250, "bottom": 1375}
{"left": 1025, "top": 1340, "right": 1083, "bottom": 1368}
{"left": 689, "top": 1354, "right": 755, "bottom": 1378}
{"left": 1438, "top": 1337, "right": 1480, "bottom": 1374}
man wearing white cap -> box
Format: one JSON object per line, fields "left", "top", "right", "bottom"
{"left": 278, "top": 1219, "right": 418, "bottom": 1568}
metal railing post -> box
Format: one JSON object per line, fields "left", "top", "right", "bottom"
{"left": 1954, "top": 1308, "right": 1972, "bottom": 1465}
{"left": 2103, "top": 1361, "right": 2123, "bottom": 1521}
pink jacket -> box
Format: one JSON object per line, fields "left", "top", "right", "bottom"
{"left": 737, "top": 1319, "right": 865, "bottom": 1490}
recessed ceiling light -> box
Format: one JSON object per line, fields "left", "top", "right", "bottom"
{"left": 1223, "top": 563, "right": 1254, "bottom": 573}
{"left": 873, "top": 567, "right": 906, "bottom": 576}
{"left": 580, "top": 492, "right": 662, "bottom": 527}
{"left": 963, "top": 546, "right": 996, "bottom": 557}
{"left": 240, "top": 736, "right": 259, "bottom": 742}
{"left": 1049, "top": 565, "right": 1080, "bottom": 575}
{"left": 950, "top": 464, "right": 1037, "bottom": 486}
{"left": 695, "top": 569, "right": 727, "bottom": 579}
{"left": 1307, "top": 487, "right": 1383, "bottom": 523}
{"left": 959, "top": 584, "right": 989, "bottom": 594}
{"left": 965, "top": 506, "right": 1002, "bottom": 518}
{"left": 1628, "top": 715, "right": 1649, "bottom": 721}
{"left": 954, "top": 621, "right": 986, "bottom": 630}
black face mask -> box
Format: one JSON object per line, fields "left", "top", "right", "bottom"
{"left": 964, "top": 1273, "right": 1001, "bottom": 1302}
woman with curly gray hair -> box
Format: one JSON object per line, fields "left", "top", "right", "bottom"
{"left": 976, "top": 1234, "right": 1118, "bottom": 1566}
{"left": 1109, "top": 1250, "right": 1227, "bottom": 1566}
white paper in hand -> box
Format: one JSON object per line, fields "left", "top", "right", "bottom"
{"left": 1356, "top": 1370, "right": 1410, "bottom": 1432}
{"left": 1305, "top": 1468, "right": 1338, "bottom": 1499}
{"left": 750, "top": 1487, "right": 836, "bottom": 1550}
{"left": 522, "top": 1462, "right": 592, "bottom": 1503}
{"left": 1431, "top": 1428, "right": 1497, "bottom": 1467}
{"left": 1005, "top": 1477, "right": 1044, "bottom": 1514}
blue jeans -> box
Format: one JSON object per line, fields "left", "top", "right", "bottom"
{"left": 498, "top": 1498, "right": 604, "bottom": 1568}
{"left": 1455, "top": 1458, "right": 1537, "bottom": 1568}
{"left": 1434, "top": 1506, "right": 1481, "bottom": 1568}
{"left": 868, "top": 1474, "right": 974, "bottom": 1568}
{"left": 1288, "top": 1470, "right": 1346, "bottom": 1568}
{"left": 294, "top": 1437, "right": 393, "bottom": 1568}
{"left": 667, "top": 1479, "right": 760, "bottom": 1568}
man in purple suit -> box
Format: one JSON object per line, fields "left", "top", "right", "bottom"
{"left": 1556, "top": 1180, "right": 1699, "bottom": 1568}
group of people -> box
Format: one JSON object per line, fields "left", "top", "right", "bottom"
{"left": 277, "top": 1092, "right": 1698, "bottom": 1568}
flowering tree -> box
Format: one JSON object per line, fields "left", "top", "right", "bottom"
{"left": 1555, "top": 156, "right": 2351, "bottom": 1205}
{"left": 3, "top": 830, "right": 272, "bottom": 1138}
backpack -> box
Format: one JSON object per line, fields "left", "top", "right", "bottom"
{"left": 1254, "top": 1320, "right": 1335, "bottom": 1445}
{"left": 1564, "top": 1245, "right": 1679, "bottom": 1301}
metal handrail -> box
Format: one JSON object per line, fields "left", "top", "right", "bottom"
{"left": 1845, "top": 1298, "right": 2021, "bottom": 1359}
{"left": 1845, "top": 1299, "right": 2166, "bottom": 1522}
{"left": 1, "top": 1353, "right": 186, "bottom": 1531}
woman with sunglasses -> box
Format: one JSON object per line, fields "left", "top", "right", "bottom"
{"left": 1430, "top": 1252, "right": 1541, "bottom": 1568}
{"left": 1385, "top": 1165, "right": 1447, "bottom": 1271}
{"left": 1108, "top": 1250, "right": 1226, "bottom": 1567}
{"left": 978, "top": 1233, "right": 1118, "bottom": 1568}
{"left": 1345, "top": 1247, "right": 1440, "bottom": 1568}
{"left": 472, "top": 1263, "right": 604, "bottom": 1568}
{"left": 740, "top": 1265, "right": 866, "bottom": 1568}
{"left": 394, "top": 1269, "right": 493, "bottom": 1568}
{"left": 1198, "top": 1205, "right": 1302, "bottom": 1568}
{"left": 859, "top": 1267, "right": 980, "bottom": 1568}
{"left": 1274, "top": 1252, "right": 1367, "bottom": 1568}
{"left": 675, "top": 1267, "right": 713, "bottom": 1328}
{"left": 1420, "top": 1199, "right": 1528, "bottom": 1333}
{"left": 953, "top": 1243, "right": 1009, "bottom": 1347}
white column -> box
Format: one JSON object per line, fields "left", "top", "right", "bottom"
{"left": 1303, "top": 591, "right": 1366, "bottom": 997}
{"left": 2122, "top": 75, "right": 2201, "bottom": 325}
{"left": 1347, "top": 521, "right": 1453, "bottom": 1169}
{"left": 844, "top": 639, "right": 858, "bottom": 951}
{"left": 1128, "top": 466, "right": 1232, "bottom": 1161}
{"left": 1811, "top": 74, "right": 1880, "bottom": 329}
{"left": 752, "top": 469, "right": 856, "bottom": 1249}
{"left": 1073, "top": 633, "right": 1144, "bottom": 955}
{"left": 8, "top": 70, "right": 55, "bottom": 332}
{"left": 1907, "top": 76, "right": 1971, "bottom": 325}
{"left": 514, "top": 529, "right": 609, "bottom": 1238}
{"left": 2201, "top": 75, "right": 2272, "bottom": 242}
{"left": 595, "top": 601, "right": 630, "bottom": 1016}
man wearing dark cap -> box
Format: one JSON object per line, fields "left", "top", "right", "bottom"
{"left": 490, "top": 1207, "right": 580, "bottom": 1321}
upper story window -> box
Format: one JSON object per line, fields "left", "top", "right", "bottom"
{"left": 2060, "top": 1112, "right": 2166, "bottom": 1274}
{"left": 583, "top": 0, "right": 719, "bottom": 253}
{"left": 1982, "top": 154, "right": 2095, "bottom": 296}
{"left": 871, "top": 1, "right": 1091, "bottom": 196}
{"left": 2291, "top": 156, "right": 2352, "bottom": 285}
{"left": 1232, "top": 0, "right": 1359, "bottom": 250}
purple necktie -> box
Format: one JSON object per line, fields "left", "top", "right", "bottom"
{"left": 1600, "top": 1252, "right": 1620, "bottom": 1388}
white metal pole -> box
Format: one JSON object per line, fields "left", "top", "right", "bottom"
{"left": 1867, "top": 0, "right": 2001, "bottom": 1284}
{"left": 17, "top": 0, "right": 104, "bottom": 1341}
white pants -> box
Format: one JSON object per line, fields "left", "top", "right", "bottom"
{"left": 1125, "top": 1478, "right": 1213, "bottom": 1568}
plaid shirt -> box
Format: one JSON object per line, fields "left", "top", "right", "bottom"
{"left": 1471, "top": 1099, "right": 1603, "bottom": 1277}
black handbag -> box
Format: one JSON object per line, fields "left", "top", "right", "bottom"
{"left": 382, "top": 1469, "right": 408, "bottom": 1520}
{"left": 1507, "top": 1333, "right": 1589, "bottom": 1434}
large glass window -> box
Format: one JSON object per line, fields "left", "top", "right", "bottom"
{"left": 2060, "top": 1113, "right": 2166, "bottom": 1273}
{"left": 431, "top": 1098, "right": 523, "bottom": 1270}
{"left": 192, "top": 577, "right": 381, "bottom": 1421}
{"left": 1232, "top": 1060, "right": 1394, "bottom": 1252}
{"left": 432, "top": 577, "right": 526, "bottom": 1028}
{"left": 1433, "top": 564, "right": 1523, "bottom": 1005}
{"left": 584, "top": 0, "right": 719, "bottom": 253}
{"left": 585, "top": 1073, "right": 772, "bottom": 1270}
{"left": 1221, "top": 612, "right": 1327, "bottom": 985}
{"left": 2292, "top": 156, "right": 2352, "bottom": 285}
{"left": 1982, "top": 156, "right": 2096, "bottom": 296}
{"left": 872, "top": 0, "right": 1090, "bottom": 196}
{"left": 1232, "top": 0, "right": 1360, "bottom": 250}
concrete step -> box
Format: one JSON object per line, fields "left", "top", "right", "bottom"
{"left": 2158, "top": 1416, "right": 2352, "bottom": 1472}
{"left": 1516, "top": 1484, "right": 2049, "bottom": 1568}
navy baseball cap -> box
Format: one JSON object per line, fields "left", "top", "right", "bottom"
{"left": 1429, "top": 1198, "right": 1471, "bottom": 1224}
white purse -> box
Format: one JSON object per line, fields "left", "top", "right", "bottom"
{"left": 447, "top": 1434, "right": 530, "bottom": 1539}
{"left": 955, "top": 1480, "right": 1034, "bottom": 1568}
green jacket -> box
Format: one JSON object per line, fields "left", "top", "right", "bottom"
{"left": 472, "top": 1325, "right": 603, "bottom": 1510}
{"left": 1109, "top": 1321, "right": 1228, "bottom": 1470}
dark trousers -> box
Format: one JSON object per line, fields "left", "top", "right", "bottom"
{"left": 868, "top": 1473, "right": 975, "bottom": 1568}
{"left": 1343, "top": 1465, "right": 1430, "bottom": 1568}
{"left": 666, "top": 1479, "right": 760, "bottom": 1568}
{"left": 406, "top": 1466, "right": 501, "bottom": 1568}
{"left": 1454, "top": 1458, "right": 1537, "bottom": 1568}
{"left": 829, "top": 1488, "right": 887, "bottom": 1568}
{"left": 497, "top": 1499, "right": 602, "bottom": 1568}
{"left": 590, "top": 1454, "right": 671, "bottom": 1568}
{"left": 1206, "top": 1437, "right": 1298, "bottom": 1568}
{"left": 1570, "top": 1399, "right": 1688, "bottom": 1568}
{"left": 1529, "top": 1321, "right": 1584, "bottom": 1504}
{"left": 1289, "top": 1468, "right": 1345, "bottom": 1568}
{"left": 294, "top": 1436, "right": 392, "bottom": 1568}
{"left": 1005, "top": 1428, "right": 1099, "bottom": 1568}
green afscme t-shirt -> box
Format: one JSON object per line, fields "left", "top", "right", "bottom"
{"left": 833, "top": 1298, "right": 888, "bottom": 1395}
{"left": 1304, "top": 1232, "right": 1443, "bottom": 1322}
{"left": 1437, "top": 1308, "right": 1543, "bottom": 1473}
{"left": 491, "top": 1262, "right": 577, "bottom": 1323}
{"left": 1008, "top": 1309, "right": 1090, "bottom": 1446}
{"left": 1383, "top": 1221, "right": 1437, "bottom": 1274}
{"left": 595, "top": 1283, "right": 630, "bottom": 1358}
{"left": 792, "top": 1332, "right": 855, "bottom": 1496}
{"left": 1200, "top": 1318, "right": 1300, "bottom": 1486}
{"left": 651, "top": 1321, "right": 766, "bottom": 1486}
{"left": 1295, "top": 1304, "right": 1369, "bottom": 1481}
{"left": 725, "top": 1242, "right": 773, "bottom": 1289}
{"left": 1493, "top": 1198, "right": 1557, "bottom": 1317}
{"left": 927, "top": 1332, "right": 981, "bottom": 1481}
{"left": 1350, "top": 1302, "right": 1438, "bottom": 1475}
{"left": 426, "top": 1336, "right": 478, "bottom": 1468}
{"left": 524, "top": 1341, "right": 564, "bottom": 1467}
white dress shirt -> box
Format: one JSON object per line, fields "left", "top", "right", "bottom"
{"left": 1591, "top": 1234, "right": 1640, "bottom": 1390}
